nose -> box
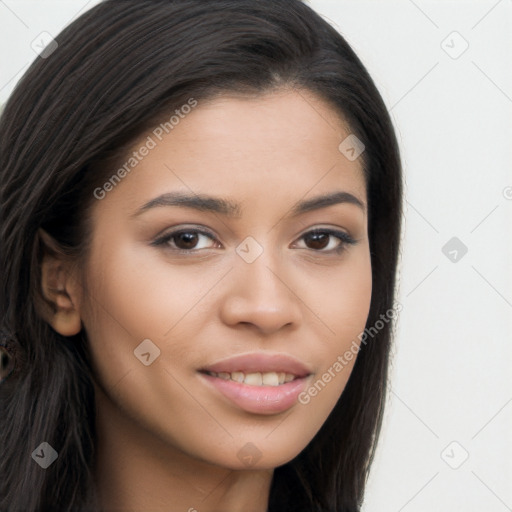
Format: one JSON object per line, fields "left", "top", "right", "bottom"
{"left": 219, "top": 248, "right": 303, "bottom": 336}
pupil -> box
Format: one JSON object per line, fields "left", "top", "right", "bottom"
{"left": 177, "top": 232, "right": 198, "bottom": 249}
{"left": 306, "top": 232, "right": 328, "bottom": 250}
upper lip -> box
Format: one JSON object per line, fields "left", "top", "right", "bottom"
{"left": 199, "top": 352, "right": 312, "bottom": 377}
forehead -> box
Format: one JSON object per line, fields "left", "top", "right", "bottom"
{"left": 163, "top": 88, "right": 359, "bottom": 165}
{"left": 91, "top": 88, "right": 367, "bottom": 220}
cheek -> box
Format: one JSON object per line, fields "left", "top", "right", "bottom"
{"left": 333, "top": 251, "right": 372, "bottom": 368}
{"left": 79, "top": 236, "right": 231, "bottom": 402}
{"left": 79, "top": 244, "right": 209, "bottom": 436}
{"left": 299, "top": 248, "right": 372, "bottom": 399}
{"left": 339, "top": 243, "right": 372, "bottom": 323}
{"left": 301, "top": 245, "right": 372, "bottom": 344}
{"left": 79, "top": 242, "right": 181, "bottom": 387}
{"left": 84, "top": 239, "right": 207, "bottom": 335}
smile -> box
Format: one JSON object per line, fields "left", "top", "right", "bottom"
{"left": 199, "top": 371, "right": 311, "bottom": 415}
{"left": 204, "top": 370, "right": 298, "bottom": 386}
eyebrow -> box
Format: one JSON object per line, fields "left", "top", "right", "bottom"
{"left": 132, "top": 190, "right": 365, "bottom": 218}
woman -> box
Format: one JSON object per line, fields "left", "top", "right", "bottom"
{"left": 0, "top": 0, "right": 403, "bottom": 510}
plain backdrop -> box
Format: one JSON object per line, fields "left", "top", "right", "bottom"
{"left": 1, "top": 1, "right": 511, "bottom": 511}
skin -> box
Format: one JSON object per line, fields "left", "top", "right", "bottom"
{"left": 39, "top": 88, "right": 372, "bottom": 512}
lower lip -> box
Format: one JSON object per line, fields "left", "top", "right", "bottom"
{"left": 199, "top": 372, "right": 310, "bottom": 414}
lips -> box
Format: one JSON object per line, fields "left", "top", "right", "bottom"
{"left": 199, "top": 352, "right": 312, "bottom": 378}
{"left": 198, "top": 352, "right": 313, "bottom": 414}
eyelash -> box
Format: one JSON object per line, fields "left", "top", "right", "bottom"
{"left": 151, "top": 226, "right": 358, "bottom": 255}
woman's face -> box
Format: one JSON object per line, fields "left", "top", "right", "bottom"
{"left": 78, "top": 88, "right": 372, "bottom": 469}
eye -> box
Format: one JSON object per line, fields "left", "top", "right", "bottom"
{"left": 151, "top": 228, "right": 218, "bottom": 252}
{"left": 294, "top": 228, "right": 357, "bottom": 254}
{"left": 151, "top": 226, "right": 358, "bottom": 254}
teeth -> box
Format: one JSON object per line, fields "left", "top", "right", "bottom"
{"left": 262, "top": 372, "right": 279, "bottom": 386}
{"left": 231, "top": 371, "right": 245, "bottom": 383}
{"left": 207, "top": 370, "right": 297, "bottom": 386}
{"left": 244, "top": 372, "right": 262, "bottom": 386}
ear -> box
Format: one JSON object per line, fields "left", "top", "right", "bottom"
{"left": 36, "top": 228, "right": 83, "bottom": 337}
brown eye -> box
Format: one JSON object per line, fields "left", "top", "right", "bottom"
{"left": 152, "top": 229, "right": 218, "bottom": 251}
{"left": 303, "top": 231, "right": 330, "bottom": 250}
{"left": 173, "top": 232, "right": 200, "bottom": 250}
{"left": 296, "top": 229, "right": 357, "bottom": 254}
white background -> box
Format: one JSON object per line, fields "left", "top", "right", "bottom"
{"left": 1, "top": 1, "right": 511, "bottom": 511}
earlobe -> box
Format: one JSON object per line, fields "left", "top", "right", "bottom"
{"left": 47, "top": 309, "right": 82, "bottom": 337}
{"left": 37, "top": 229, "right": 83, "bottom": 337}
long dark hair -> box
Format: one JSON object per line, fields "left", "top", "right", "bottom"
{"left": 0, "top": 1, "right": 403, "bottom": 510}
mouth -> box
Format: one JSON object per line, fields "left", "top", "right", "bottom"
{"left": 197, "top": 352, "right": 313, "bottom": 414}
{"left": 200, "top": 370, "right": 302, "bottom": 386}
